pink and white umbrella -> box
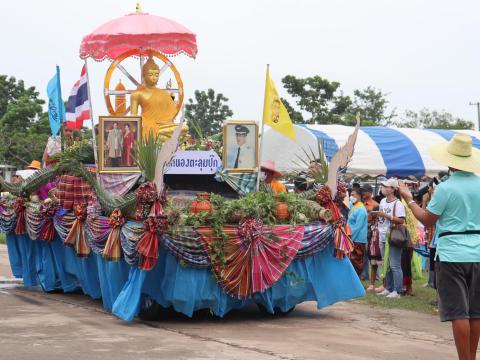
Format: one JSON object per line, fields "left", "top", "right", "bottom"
{"left": 80, "top": 5, "right": 198, "bottom": 60}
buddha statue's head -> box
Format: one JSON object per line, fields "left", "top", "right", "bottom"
{"left": 142, "top": 56, "right": 160, "bottom": 87}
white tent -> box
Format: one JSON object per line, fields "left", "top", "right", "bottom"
{"left": 262, "top": 125, "right": 480, "bottom": 178}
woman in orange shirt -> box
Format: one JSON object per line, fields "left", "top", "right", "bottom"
{"left": 260, "top": 160, "right": 286, "bottom": 194}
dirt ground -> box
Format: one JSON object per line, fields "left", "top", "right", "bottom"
{"left": 0, "top": 244, "right": 459, "bottom": 360}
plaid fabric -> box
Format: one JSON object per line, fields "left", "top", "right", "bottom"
{"left": 56, "top": 175, "right": 93, "bottom": 210}
{"left": 162, "top": 227, "right": 210, "bottom": 267}
{"left": 215, "top": 169, "right": 258, "bottom": 195}
{"left": 198, "top": 224, "right": 305, "bottom": 298}
{"left": 296, "top": 223, "right": 335, "bottom": 258}
{"left": 99, "top": 173, "right": 141, "bottom": 196}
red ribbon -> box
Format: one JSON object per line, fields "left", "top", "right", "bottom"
{"left": 135, "top": 182, "right": 164, "bottom": 220}
{"left": 13, "top": 198, "right": 26, "bottom": 235}
{"left": 64, "top": 204, "right": 90, "bottom": 257}
{"left": 136, "top": 216, "right": 160, "bottom": 270}
{"left": 103, "top": 209, "right": 125, "bottom": 261}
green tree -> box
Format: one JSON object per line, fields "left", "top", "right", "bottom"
{"left": 344, "top": 86, "right": 396, "bottom": 126}
{"left": 0, "top": 75, "right": 50, "bottom": 167}
{"left": 391, "top": 109, "right": 474, "bottom": 130}
{"left": 185, "top": 89, "right": 234, "bottom": 137}
{"left": 281, "top": 75, "right": 352, "bottom": 124}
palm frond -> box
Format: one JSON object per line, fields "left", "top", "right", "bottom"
{"left": 136, "top": 131, "right": 162, "bottom": 182}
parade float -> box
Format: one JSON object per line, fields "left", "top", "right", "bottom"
{"left": 0, "top": 6, "right": 364, "bottom": 321}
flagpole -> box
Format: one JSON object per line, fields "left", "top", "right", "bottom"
{"left": 256, "top": 64, "right": 269, "bottom": 191}
{"left": 84, "top": 59, "right": 100, "bottom": 180}
{"left": 56, "top": 65, "right": 65, "bottom": 151}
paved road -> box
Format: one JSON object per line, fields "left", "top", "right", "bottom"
{"left": 0, "top": 244, "right": 458, "bottom": 360}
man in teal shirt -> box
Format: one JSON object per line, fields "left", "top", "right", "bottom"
{"left": 399, "top": 134, "right": 480, "bottom": 360}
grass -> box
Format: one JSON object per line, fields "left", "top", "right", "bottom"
{"left": 0, "top": 232, "right": 5, "bottom": 244}
{"left": 356, "top": 273, "right": 438, "bottom": 314}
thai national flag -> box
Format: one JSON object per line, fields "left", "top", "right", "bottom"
{"left": 65, "top": 65, "right": 90, "bottom": 130}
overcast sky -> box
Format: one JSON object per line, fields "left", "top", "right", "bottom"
{"left": 2, "top": 0, "right": 480, "bottom": 127}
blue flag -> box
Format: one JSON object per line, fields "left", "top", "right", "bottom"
{"left": 47, "top": 66, "right": 66, "bottom": 136}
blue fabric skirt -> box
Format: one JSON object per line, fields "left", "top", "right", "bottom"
{"left": 112, "top": 242, "right": 365, "bottom": 321}
{"left": 5, "top": 233, "right": 365, "bottom": 321}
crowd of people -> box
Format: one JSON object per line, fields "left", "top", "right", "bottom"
{"left": 345, "top": 134, "right": 480, "bottom": 360}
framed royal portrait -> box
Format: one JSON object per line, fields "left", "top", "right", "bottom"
{"left": 223, "top": 120, "right": 259, "bottom": 172}
{"left": 98, "top": 116, "right": 142, "bottom": 173}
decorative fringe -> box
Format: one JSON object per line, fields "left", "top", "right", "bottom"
{"left": 136, "top": 217, "right": 159, "bottom": 270}
{"left": 13, "top": 198, "right": 26, "bottom": 235}
{"left": 64, "top": 204, "right": 90, "bottom": 258}
{"left": 103, "top": 209, "right": 125, "bottom": 261}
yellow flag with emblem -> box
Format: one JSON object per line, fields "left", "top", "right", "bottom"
{"left": 262, "top": 67, "right": 297, "bottom": 142}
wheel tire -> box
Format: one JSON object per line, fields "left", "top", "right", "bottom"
{"left": 138, "top": 297, "right": 168, "bottom": 321}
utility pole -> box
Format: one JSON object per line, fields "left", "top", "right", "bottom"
{"left": 469, "top": 102, "right": 480, "bottom": 131}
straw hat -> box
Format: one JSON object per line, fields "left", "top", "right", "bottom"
{"left": 429, "top": 134, "right": 480, "bottom": 173}
{"left": 25, "top": 160, "right": 41, "bottom": 170}
{"left": 261, "top": 160, "right": 282, "bottom": 178}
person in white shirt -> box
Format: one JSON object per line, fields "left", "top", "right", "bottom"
{"left": 373, "top": 178, "right": 406, "bottom": 298}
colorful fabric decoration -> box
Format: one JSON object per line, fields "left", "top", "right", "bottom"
{"left": 84, "top": 215, "right": 110, "bottom": 254}
{"left": 162, "top": 227, "right": 210, "bottom": 268}
{"left": 198, "top": 219, "right": 305, "bottom": 298}
{"left": 103, "top": 209, "right": 125, "bottom": 261}
{"left": 56, "top": 174, "right": 93, "bottom": 210}
{"left": 135, "top": 182, "right": 163, "bottom": 220}
{"left": 39, "top": 201, "right": 56, "bottom": 242}
{"left": 64, "top": 204, "right": 90, "bottom": 257}
{"left": 99, "top": 173, "right": 141, "bottom": 196}
{"left": 316, "top": 185, "right": 354, "bottom": 259}
{"left": 25, "top": 203, "right": 43, "bottom": 240}
{"left": 215, "top": 168, "right": 258, "bottom": 196}
{"left": 13, "top": 198, "right": 26, "bottom": 235}
{"left": 121, "top": 221, "right": 144, "bottom": 265}
{"left": 296, "top": 222, "right": 336, "bottom": 258}
{"left": 135, "top": 217, "right": 160, "bottom": 270}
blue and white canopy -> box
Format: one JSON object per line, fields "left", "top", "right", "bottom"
{"left": 262, "top": 125, "right": 480, "bottom": 178}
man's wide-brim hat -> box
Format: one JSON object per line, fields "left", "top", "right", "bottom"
{"left": 429, "top": 134, "right": 480, "bottom": 173}
{"left": 25, "top": 160, "right": 41, "bottom": 170}
{"left": 261, "top": 160, "right": 282, "bottom": 178}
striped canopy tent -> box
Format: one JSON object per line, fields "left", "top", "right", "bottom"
{"left": 262, "top": 125, "right": 480, "bottom": 178}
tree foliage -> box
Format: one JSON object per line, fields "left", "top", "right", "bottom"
{"left": 185, "top": 89, "right": 234, "bottom": 137}
{"left": 344, "top": 86, "right": 396, "bottom": 126}
{"left": 281, "top": 75, "right": 352, "bottom": 124}
{"left": 390, "top": 108, "right": 474, "bottom": 130}
{"left": 0, "top": 75, "right": 50, "bottom": 167}
{"left": 280, "top": 76, "right": 397, "bottom": 126}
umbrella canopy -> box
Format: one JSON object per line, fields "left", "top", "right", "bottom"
{"left": 262, "top": 124, "right": 480, "bottom": 178}
{"left": 80, "top": 8, "right": 198, "bottom": 61}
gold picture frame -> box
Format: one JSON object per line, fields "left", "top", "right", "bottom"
{"left": 98, "top": 116, "right": 142, "bottom": 173}
{"left": 222, "top": 120, "right": 259, "bottom": 172}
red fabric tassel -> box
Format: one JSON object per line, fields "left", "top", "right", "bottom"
{"left": 64, "top": 204, "right": 90, "bottom": 258}
{"left": 333, "top": 222, "right": 354, "bottom": 259}
{"left": 39, "top": 200, "right": 56, "bottom": 242}
{"left": 103, "top": 209, "right": 125, "bottom": 261}
{"left": 316, "top": 185, "right": 354, "bottom": 259}
{"left": 13, "top": 198, "right": 26, "bottom": 235}
{"left": 136, "top": 217, "right": 159, "bottom": 270}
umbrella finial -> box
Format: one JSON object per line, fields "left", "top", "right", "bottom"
{"left": 136, "top": 3, "right": 142, "bottom": 12}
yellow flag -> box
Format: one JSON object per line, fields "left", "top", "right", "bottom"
{"left": 262, "top": 67, "right": 297, "bottom": 142}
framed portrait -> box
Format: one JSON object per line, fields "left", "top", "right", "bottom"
{"left": 222, "top": 120, "right": 259, "bottom": 172}
{"left": 98, "top": 116, "right": 142, "bottom": 173}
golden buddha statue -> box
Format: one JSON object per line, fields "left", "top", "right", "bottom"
{"left": 131, "top": 56, "right": 182, "bottom": 139}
